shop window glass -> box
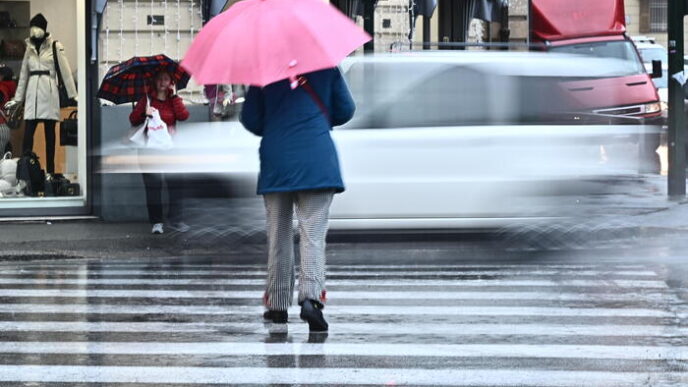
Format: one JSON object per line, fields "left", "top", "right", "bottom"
{"left": 0, "top": 0, "right": 85, "bottom": 209}
{"left": 98, "top": 1, "right": 250, "bottom": 126}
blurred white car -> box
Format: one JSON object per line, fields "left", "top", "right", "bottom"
{"left": 100, "top": 52, "right": 659, "bottom": 229}
{"left": 634, "top": 40, "right": 668, "bottom": 109}
{"left": 631, "top": 36, "right": 657, "bottom": 44}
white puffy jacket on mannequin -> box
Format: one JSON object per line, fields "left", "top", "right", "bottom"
{"left": 14, "top": 34, "right": 77, "bottom": 121}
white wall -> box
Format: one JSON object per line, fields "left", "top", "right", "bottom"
{"left": 99, "top": 0, "right": 204, "bottom": 100}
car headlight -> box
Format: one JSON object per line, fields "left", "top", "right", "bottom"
{"left": 660, "top": 101, "right": 669, "bottom": 111}
{"left": 645, "top": 102, "right": 662, "bottom": 114}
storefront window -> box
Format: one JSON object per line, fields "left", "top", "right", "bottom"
{"left": 0, "top": 0, "right": 86, "bottom": 212}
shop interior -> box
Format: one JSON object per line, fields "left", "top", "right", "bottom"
{"left": 0, "top": 0, "right": 81, "bottom": 201}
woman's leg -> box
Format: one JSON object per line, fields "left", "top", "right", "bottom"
{"left": 43, "top": 120, "right": 56, "bottom": 174}
{"left": 263, "top": 192, "right": 296, "bottom": 312}
{"left": 141, "top": 173, "right": 163, "bottom": 224}
{"left": 22, "top": 120, "right": 38, "bottom": 156}
{"left": 294, "top": 190, "right": 334, "bottom": 305}
{"left": 165, "top": 173, "right": 185, "bottom": 224}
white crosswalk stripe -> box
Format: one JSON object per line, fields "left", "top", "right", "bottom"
{"left": 0, "top": 260, "right": 683, "bottom": 386}
{"left": 0, "top": 277, "right": 668, "bottom": 288}
{"left": 0, "top": 268, "right": 660, "bottom": 276}
{"left": 1, "top": 366, "right": 686, "bottom": 386}
{"left": 0, "top": 303, "right": 675, "bottom": 317}
{"left": 0, "top": 321, "right": 686, "bottom": 336}
{"left": 0, "top": 263, "right": 651, "bottom": 269}
{"left": 4, "top": 341, "right": 688, "bottom": 359}
{"left": 0, "top": 321, "right": 688, "bottom": 337}
{"left": 0, "top": 288, "right": 673, "bottom": 302}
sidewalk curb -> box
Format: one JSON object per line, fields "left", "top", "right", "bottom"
{"left": 1, "top": 222, "right": 686, "bottom": 262}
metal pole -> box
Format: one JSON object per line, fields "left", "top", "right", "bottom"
{"left": 363, "top": 0, "right": 375, "bottom": 52}
{"left": 668, "top": 0, "right": 686, "bottom": 197}
{"left": 499, "top": 0, "right": 509, "bottom": 50}
{"left": 527, "top": 0, "right": 531, "bottom": 47}
{"left": 423, "top": 15, "right": 430, "bottom": 49}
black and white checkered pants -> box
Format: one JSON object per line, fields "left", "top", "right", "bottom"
{"left": 0, "top": 123, "right": 10, "bottom": 154}
{"left": 263, "top": 190, "right": 334, "bottom": 311}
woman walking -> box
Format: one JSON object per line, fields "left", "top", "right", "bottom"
{"left": 129, "top": 70, "right": 189, "bottom": 234}
{"left": 240, "top": 68, "right": 355, "bottom": 331}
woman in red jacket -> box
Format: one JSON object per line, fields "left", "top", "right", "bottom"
{"left": 129, "top": 70, "right": 189, "bottom": 234}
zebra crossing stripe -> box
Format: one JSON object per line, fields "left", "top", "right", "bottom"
{"left": 0, "top": 257, "right": 650, "bottom": 270}
{"left": 0, "top": 261, "right": 677, "bottom": 387}
{"left": 0, "top": 263, "right": 651, "bottom": 269}
{"left": 0, "top": 288, "right": 671, "bottom": 302}
{"left": 1, "top": 342, "right": 687, "bottom": 360}
{"left": 0, "top": 304, "right": 673, "bottom": 317}
{"left": 0, "top": 366, "right": 682, "bottom": 386}
{"left": 0, "top": 269, "right": 659, "bottom": 276}
{"left": 0, "top": 321, "right": 685, "bottom": 337}
{"left": 0, "top": 278, "right": 668, "bottom": 288}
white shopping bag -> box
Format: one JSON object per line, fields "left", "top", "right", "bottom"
{"left": 128, "top": 96, "right": 150, "bottom": 148}
{"left": 128, "top": 119, "right": 148, "bottom": 147}
{"left": 127, "top": 96, "right": 173, "bottom": 150}
{"left": 145, "top": 110, "right": 173, "bottom": 150}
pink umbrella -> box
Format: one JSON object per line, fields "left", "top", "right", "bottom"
{"left": 181, "top": 0, "right": 371, "bottom": 88}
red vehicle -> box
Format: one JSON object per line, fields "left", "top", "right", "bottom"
{"left": 530, "top": 0, "right": 663, "bottom": 171}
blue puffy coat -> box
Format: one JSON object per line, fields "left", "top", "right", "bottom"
{"left": 240, "top": 68, "right": 355, "bottom": 195}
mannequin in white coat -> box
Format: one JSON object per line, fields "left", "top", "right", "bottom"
{"left": 4, "top": 14, "right": 77, "bottom": 175}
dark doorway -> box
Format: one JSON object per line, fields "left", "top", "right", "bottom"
{"left": 438, "top": 0, "right": 476, "bottom": 49}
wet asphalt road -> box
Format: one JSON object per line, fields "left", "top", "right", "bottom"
{"left": 1, "top": 236, "right": 688, "bottom": 386}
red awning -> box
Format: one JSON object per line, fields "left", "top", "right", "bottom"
{"left": 531, "top": 0, "right": 626, "bottom": 42}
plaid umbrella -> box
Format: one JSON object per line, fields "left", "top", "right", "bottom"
{"left": 97, "top": 54, "right": 191, "bottom": 104}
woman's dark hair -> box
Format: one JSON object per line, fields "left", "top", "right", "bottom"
{"left": 0, "top": 65, "right": 14, "bottom": 81}
{"left": 153, "top": 70, "right": 175, "bottom": 84}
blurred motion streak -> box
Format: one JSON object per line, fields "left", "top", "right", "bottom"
{"left": 99, "top": 52, "right": 660, "bottom": 230}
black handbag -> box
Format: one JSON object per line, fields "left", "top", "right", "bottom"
{"left": 16, "top": 152, "right": 45, "bottom": 196}
{"left": 2, "top": 100, "right": 23, "bottom": 130}
{"left": 60, "top": 110, "right": 77, "bottom": 146}
{"left": 43, "top": 173, "right": 63, "bottom": 197}
{"left": 44, "top": 173, "right": 80, "bottom": 197}
{"left": 58, "top": 181, "right": 80, "bottom": 196}
{"left": 44, "top": 173, "right": 81, "bottom": 196}
{"left": 52, "top": 41, "right": 76, "bottom": 108}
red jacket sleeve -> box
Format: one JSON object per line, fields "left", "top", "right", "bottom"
{"left": 171, "top": 96, "right": 189, "bottom": 122}
{"left": 129, "top": 96, "right": 148, "bottom": 126}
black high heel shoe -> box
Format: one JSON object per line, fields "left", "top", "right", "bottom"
{"left": 300, "top": 299, "right": 328, "bottom": 332}
{"left": 263, "top": 310, "right": 288, "bottom": 324}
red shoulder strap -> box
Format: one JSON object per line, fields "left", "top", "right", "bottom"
{"left": 297, "top": 76, "right": 330, "bottom": 124}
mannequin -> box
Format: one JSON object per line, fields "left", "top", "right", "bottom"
{"left": 5, "top": 13, "right": 77, "bottom": 176}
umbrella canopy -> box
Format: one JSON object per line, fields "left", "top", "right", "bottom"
{"left": 97, "top": 54, "right": 191, "bottom": 104}
{"left": 181, "top": 0, "right": 371, "bottom": 87}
